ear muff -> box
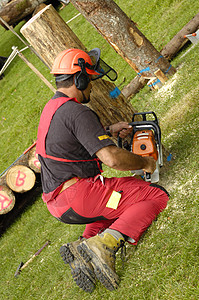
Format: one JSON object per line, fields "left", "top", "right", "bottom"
{"left": 74, "top": 58, "right": 90, "bottom": 90}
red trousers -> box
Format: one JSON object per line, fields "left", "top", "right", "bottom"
{"left": 45, "top": 176, "right": 169, "bottom": 243}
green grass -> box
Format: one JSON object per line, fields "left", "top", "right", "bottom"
{"left": 0, "top": 1, "right": 199, "bottom": 299}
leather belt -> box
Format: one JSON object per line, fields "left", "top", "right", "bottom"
{"left": 59, "top": 177, "right": 81, "bottom": 194}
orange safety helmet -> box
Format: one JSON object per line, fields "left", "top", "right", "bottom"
{"left": 51, "top": 48, "right": 100, "bottom": 76}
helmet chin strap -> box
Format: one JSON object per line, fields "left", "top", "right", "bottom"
{"left": 81, "top": 91, "right": 90, "bottom": 104}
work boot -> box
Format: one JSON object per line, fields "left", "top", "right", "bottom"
{"left": 77, "top": 231, "right": 125, "bottom": 291}
{"left": 59, "top": 239, "right": 96, "bottom": 293}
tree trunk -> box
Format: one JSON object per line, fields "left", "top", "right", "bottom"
{"left": 121, "top": 76, "right": 148, "bottom": 99}
{"left": 6, "top": 165, "right": 36, "bottom": 193}
{"left": 161, "top": 12, "right": 199, "bottom": 59}
{"left": 20, "top": 4, "right": 137, "bottom": 126}
{"left": 0, "top": 0, "right": 46, "bottom": 27}
{"left": 70, "top": 0, "right": 176, "bottom": 80}
{"left": 0, "top": 185, "right": 15, "bottom": 215}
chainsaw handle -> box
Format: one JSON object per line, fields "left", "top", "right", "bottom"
{"left": 117, "top": 135, "right": 123, "bottom": 148}
{"left": 132, "top": 111, "right": 158, "bottom": 123}
{"left": 145, "top": 172, "right": 151, "bottom": 180}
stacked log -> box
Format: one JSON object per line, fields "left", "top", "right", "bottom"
{"left": 0, "top": 185, "right": 15, "bottom": 215}
{"left": 6, "top": 165, "right": 36, "bottom": 193}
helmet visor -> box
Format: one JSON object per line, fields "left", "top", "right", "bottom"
{"left": 88, "top": 48, "right": 117, "bottom": 81}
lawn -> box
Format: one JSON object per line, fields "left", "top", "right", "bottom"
{"left": 0, "top": 1, "right": 198, "bottom": 299}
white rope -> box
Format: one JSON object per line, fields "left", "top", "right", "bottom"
{"left": 66, "top": 12, "right": 81, "bottom": 24}
{"left": 0, "top": 46, "right": 28, "bottom": 76}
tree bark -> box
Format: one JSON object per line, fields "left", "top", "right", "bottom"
{"left": 0, "top": 185, "right": 15, "bottom": 215}
{"left": 161, "top": 12, "right": 199, "bottom": 59}
{"left": 70, "top": 0, "right": 176, "bottom": 79}
{"left": 20, "top": 4, "right": 137, "bottom": 126}
{"left": 0, "top": 0, "right": 46, "bottom": 27}
{"left": 6, "top": 165, "right": 36, "bottom": 193}
{"left": 121, "top": 75, "right": 148, "bottom": 99}
{"left": 0, "top": 0, "right": 10, "bottom": 10}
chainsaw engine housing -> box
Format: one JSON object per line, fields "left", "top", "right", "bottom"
{"left": 118, "top": 111, "right": 163, "bottom": 183}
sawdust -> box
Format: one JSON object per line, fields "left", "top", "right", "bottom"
{"left": 161, "top": 85, "right": 198, "bottom": 128}
{"left": 154, "top": 72, "right": 179, "bottom": 100}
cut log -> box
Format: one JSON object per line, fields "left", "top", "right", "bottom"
{"left": 20, "top": 4, "right": 137, "bottom": 126}
{"left": 121, "top": 75, "right": 148, "bottom": 99}
{"left": 154, "top": 69, "right": 168, "bottom": 84}
{"left": 32, "top": 2, "right": 47, "bottom": 16}
{"left": 0, "top": 185, "right": 15, "bottom": 215}
{"left": 70, "top": 0, "right": 176, "bottom": 79}
{"left": 0, "top": 0, "right": 46, "bottom": 28}
{"left": 160, "top": 12, "right": 199, "bottom": 59}
{"left": 28, "top": 146, "right": 41, "bottom": 173}
{"left": 6, "top": 165, "right": 36, "bottom": 193}
{"left": 0, "top": 177, "right": 41, "bottom": 234}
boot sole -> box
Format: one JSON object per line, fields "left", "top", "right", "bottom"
{"left": 60, "top": 244, "right": 96, "bottom": 293}
{"left": 77, "top": 242, "right": 120, "bottom": 291}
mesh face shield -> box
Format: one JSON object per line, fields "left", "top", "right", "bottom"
{"left": 55, "top": 48, "right": 117, "bottom": 83}
{"left": 87, "top": 48, "right": 118, "bottom": 81}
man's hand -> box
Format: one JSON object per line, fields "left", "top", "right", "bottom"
{"left": 142, "top": 156, "right": 156, "bottom": 174}
{"left": 109, "top": 122, "right": 132, "bottom": 138}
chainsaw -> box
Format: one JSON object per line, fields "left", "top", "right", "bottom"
{"left": 118, "top": 111, "right": 163, "bottom": 183}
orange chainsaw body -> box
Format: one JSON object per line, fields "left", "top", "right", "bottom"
{"left": 132, "top": 130, "right": 158, "bottom": 161}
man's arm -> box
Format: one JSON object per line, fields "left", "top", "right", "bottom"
{"left": 96, "top": 145, "right": 156, "bottom": 173}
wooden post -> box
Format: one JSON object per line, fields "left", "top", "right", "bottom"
{"left": 20, "top": 4, "right": 137, "bottom": 126}
{"left": 16, "top": 49, "right": 56, "bottom": 93}
{"left": 70, "top": 0, "right": 176, "bottom": 80}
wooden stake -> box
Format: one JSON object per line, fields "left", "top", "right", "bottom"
{"left": 16, "top": 50, "right": 56, "bottom": 93}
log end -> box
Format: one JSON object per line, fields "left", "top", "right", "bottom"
{"left": 6, "top": 165, "right": 36, "bottom": 193}
{"left": 28, "top": 146, "right": 41, "bottom": 173}
{"left": 0, "top": 185, "right": 15, "bottom": 215}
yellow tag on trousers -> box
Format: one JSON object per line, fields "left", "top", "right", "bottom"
{"left": 106, "top": 191, "right": 121, "bottom": 209}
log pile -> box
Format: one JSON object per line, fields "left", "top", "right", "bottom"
{"left": 0, "top": 144, "right": 41, "bottom": 216}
